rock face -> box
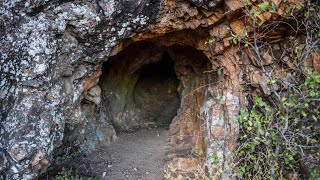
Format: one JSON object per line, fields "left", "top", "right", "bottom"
{"left": 0, "top": 1, "right": 161, "bottom": 178}
{"left": 0, "top": 0, "right": 312, "bottom": 179}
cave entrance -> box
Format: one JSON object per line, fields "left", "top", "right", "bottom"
{"left": 99, "top": 41, "right": 181, "bottom": 131}
{"left": 53, "top": 40, "right": 213, "bottom": 179}
{"left": 133, "top": 52, "right": 180, "bottom": 127}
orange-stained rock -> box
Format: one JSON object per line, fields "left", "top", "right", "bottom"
{"left": 123, "top": 1, "right": 318, "bottom": 177}
{"left": 262, "top": 50, "right": 274, "bottom": 65}
{"left": 131, "top": 0, "right": 225, "bottom": 43}
{"left": 210, "top": 24, "right": 230, "bottom": 39}
{"left": 83, "top": 63, "right": 102, "bottom": 92}
{"left": 223, "top": 38, "right": 231, "bottom": 47}
{"left": 230, "top": 20, "right": 245, "bottom": 36}
{"left": 310, "top": 51, "right": 320, "bottom": 74}
{"left": 261, "top": 11, "right": 272, "bottom": 21}
{"left": 225, "top": 0, "right": 244, "bottom": 11}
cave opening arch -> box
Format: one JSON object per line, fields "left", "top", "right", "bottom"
{"left": 49, "top": 38, "right": 219, "bottom": 179}
{"left": 98, "top": 40, "right": 213, "bottom": 132}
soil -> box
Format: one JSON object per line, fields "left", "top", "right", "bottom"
{"left": 60, "top": 127, "right": 169, "bottom": 180}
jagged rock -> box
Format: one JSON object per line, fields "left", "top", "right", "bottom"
{"left": 230, "top": 19, "right": 245, "bottom": 36}
{"left": 0, "top": 0, "right": 311, "bottom": 179}
{"left": 84, "top": 85, "right": 101, "bottom": 105}
{"left": 187, "top": 0, "right": 224, "bottom": 9}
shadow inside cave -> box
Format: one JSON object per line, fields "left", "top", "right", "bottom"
{"left": 44, "top": 40, "right": 214, "bottom": 180}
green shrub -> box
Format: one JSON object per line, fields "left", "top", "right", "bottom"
{"left": 235, "top": 69, "right": 320, "bottom": 179}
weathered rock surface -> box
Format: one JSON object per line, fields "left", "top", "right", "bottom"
{"left": 0, "top": 0, "right": 312, "bottom": 179}
{"left": 1, "top": 0, "right": 161, "bottom": 178}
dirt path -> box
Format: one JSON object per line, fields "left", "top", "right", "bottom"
{"left": 69, "top": 127, "right": 169, "bottom": 180}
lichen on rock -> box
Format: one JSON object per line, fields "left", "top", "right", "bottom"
{"left": 1, "top": 0, "right": 315, "bottom": 179}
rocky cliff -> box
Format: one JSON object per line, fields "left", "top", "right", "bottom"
{"left": 0, "top": 0, "right": 319, "bottom": 179}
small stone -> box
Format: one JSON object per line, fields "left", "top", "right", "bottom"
{"left": 107, "top": 164, "right": 113, "bottom": 168}
{"left": 259, "top": 75, "right": 271, "bottom": 95}
{"left": 9, "top": 146, "right": 27, "bottom": 162}
{"left": 223, "top": 38, "right": 231, "bottom": 47}
{"left": 146, "top": 171, "right": 150, "bottom": 175}
{"left": 133, "top": 167, "right": 137, "bottom": 171}
{"left": 274, "top": 44, "right": 280, "bottom": 50}
{"left": 225, "top": 0, "right": 244, "bottom": 11}
{"left": 262, "top": 51, "right": 273, "bottom": 65}
{"left": 230, "top": 20, "right": 245, "bottom": 36}
{"left": 102, "top": 172, "right": 106, "bottom": 177}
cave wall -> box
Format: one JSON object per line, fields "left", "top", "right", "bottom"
{"left": 1, "top": 0, "right": 318, "bottom": 179}
{"left": 98, "top": 42, "right": 180, "bottom": 131}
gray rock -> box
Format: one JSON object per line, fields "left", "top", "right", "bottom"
{"left": 0, "top": 0, "right": 161, "bottom": 178}
{"left": 187, "top": 0, "right": 223, "bottom": 9}
{"left": 84, "top": 85, "right": 101, "bottom": 105}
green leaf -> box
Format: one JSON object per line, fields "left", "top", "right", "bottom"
{"left": 310, "top": 91, "right": 316, "bottom": 97}
{"left": 198, "top": 149, "right": 204, "bottom": 156}
{"left": 258, "top": 2, "right": 269, "bottom": 11}
{"left": 286, "top": 7, "right": 292, "bottom": 13}
{"left": 296, "top": 3, "right": 304, "bottom": 10}
{"left": 304, "top": 12, "right": 310, "bottom": 17}
{"left": 233, "top": 38, "right": 237, "bottom": 44}
{"left": 312, "top": 115, "right": 317, "bottom": 121}
{"left": 269, "top": 9, "right": 275, "bottom": 13}
{"left": 265, "top": 132, "right": 270, "bottom": 136}
{"left": 258, "top": 128, "right": 264, "bottom": 135}
{"left": 258, "top": 20, "right": 265, "bottom": 27}
{"left": 269, "top": 3, "right": 277, "bottom": 13}
{"left": 250, "top": 9, "right": 261, "bottom": 16}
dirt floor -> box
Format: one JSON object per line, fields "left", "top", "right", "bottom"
{"left": 63, "top": 127, "right": 169, "bottom": 180}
